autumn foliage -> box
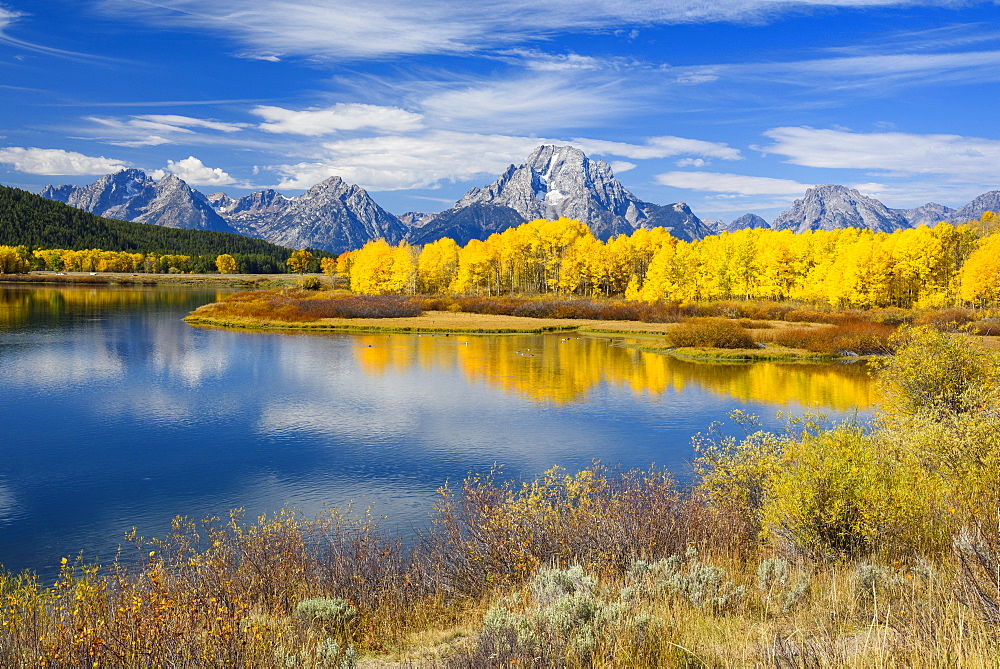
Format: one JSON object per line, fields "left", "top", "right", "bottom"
{"left": 337, "top": 212, "right": 1000, "bottom": 309}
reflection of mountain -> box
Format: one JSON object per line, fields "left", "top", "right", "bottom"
{"left": 351, "top": 333, "right": 875, "bottom": 409}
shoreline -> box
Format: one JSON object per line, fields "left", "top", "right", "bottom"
{"left": 0, "top": 270, "right": 314, "bottom": 288}
{"left": 183, "top": 308, "right": 850, "bottom": 361}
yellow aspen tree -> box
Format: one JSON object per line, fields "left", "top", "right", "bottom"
{"left": 286, "top": 249, "right": 314, "bottom": 274}
{"left": 959, "top": 233, "right": 1000, "bottom": 305}
{"left": 389, "top": 242, "right": 419, "bottom": 294}
{"left": 349, "top": 239, "right": 395, "bottom": 294}
{"left": 417, "top": 238, "right": 460, "bottom": 294}
{"left": 216, "top": 254, "right": 238, "bottom": 274}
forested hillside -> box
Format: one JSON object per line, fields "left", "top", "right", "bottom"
{"left": 0, "top": 185, "right": 292, "bottom": 262}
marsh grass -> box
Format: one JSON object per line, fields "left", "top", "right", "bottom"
{"left": 664, "top": 318, "right": 756, "bottom": 349}
{"left": 769, "top": 322, "right": 895, "bottom": 355}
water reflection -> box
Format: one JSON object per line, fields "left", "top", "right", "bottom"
{"left": 350, "top": 333, "right": 874, "bottom": 409}
{"left": 0, "top": 285, "right": 874, "bottom": 579}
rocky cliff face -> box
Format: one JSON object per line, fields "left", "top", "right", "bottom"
{"left": 235, "top": 177, "right": 406, "bottom": 254}
{"left": 409, "top": 145, "right": 709, "bottom": 245}
{"left": 951, "top": 191, "right": 1000, "bottom": 224}
{"left": 724, "top": 213, "right": 770, "bottom": 232}
{"left": 897, "top": 202, "right": 956, "bottom": 227}
{"left": 41, "top": 169, "right": 234, "bottom": 232}
{"left": 208, "top": 189, "right": 292, "bottom": 237}
{"left": 772, "top": 185, "right": 911, "bottom": 233}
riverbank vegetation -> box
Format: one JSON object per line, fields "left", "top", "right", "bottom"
{"left": 1, "top": 327, "right": 999, "bottom": 665}
{"left": 185, "top": 288, "right": 1000, "bottom": 361}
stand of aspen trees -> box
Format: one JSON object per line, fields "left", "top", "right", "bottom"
{"left": 325, "top": 212, "right": 999, "bottom": 308}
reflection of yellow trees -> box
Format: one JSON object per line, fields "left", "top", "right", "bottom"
{"left": 350, "top": 333, "right": 875, "bottom": 408}
{"left": 0, "top": 286, "right": 221, "bottom": 329}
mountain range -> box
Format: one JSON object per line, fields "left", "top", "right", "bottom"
{"left": 40, "top": 145, "right": 999, "bottom": 253}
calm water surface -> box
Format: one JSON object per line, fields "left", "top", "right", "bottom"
{"left": 0, "top": 284, "right": 874, "bottom": 578}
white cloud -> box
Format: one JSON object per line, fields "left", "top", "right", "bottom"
{"left": 575, "top": 136, "right": 742, "bottom": 161}
{"left": 609, "top": 161, "right": 636, "bottom": 173}
{"left": 673, "top": 69, "right": 721, "bottom": 85}
{"left": 498, "top": 48, "right": 604, "bottom": 71}
{"left": 157, "top": 156, "right": 239, "bottom": 186}
{"left": 764, "top": 49, "right": 1000, "bottom": 90}
{"left": 0, "top": 146, "right": 127, "bottom": 175}
{"left": 96, "top": 0, "right": 933, "bottom": 60}
{"left": 675, "top": 157, "right": 708, "bottom": 168}
{"left": 1, "top": 4, "right": 125, "bottom": 62}
{"left": 760, "top": 127, "right": 1000, "bottom": 182}
{"left": 136, "top": 115, "right": 247, "bottom": 133}
{"left": 266, "top": 128, "right": 747, "bottom": 192}
{"left": 655, "top": 171, "right": 812, "bottom": 196}
{"left": 82, "top": 114, "right": 267, "bottom": 148}
{"left": 271, "top": 130, "right": 563, "bottom": 190}
{"left": 252, "top": 103, "right": 423, "bottom": 135}
{"left": 418, "top": 74, "right": 632, "bottom": 132}
{"left": 0, "top": 6, "right": 22, "bottom": 31}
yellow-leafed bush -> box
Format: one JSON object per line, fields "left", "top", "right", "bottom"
{"left": 761, "top": 424, "right": 946, "bottom": 559}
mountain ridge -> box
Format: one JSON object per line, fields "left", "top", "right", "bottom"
{"left": 37, "top": 147, "right": 999, "bottom": 253}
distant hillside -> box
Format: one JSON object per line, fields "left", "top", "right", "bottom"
{"left": 0, "top": 184, "right": 296, "bottom": 263}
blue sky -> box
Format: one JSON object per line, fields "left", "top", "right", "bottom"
{"left": 1, "top": 0, "right": 999, "bottom": 223}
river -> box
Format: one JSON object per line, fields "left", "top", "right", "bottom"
{"left": 0, "top": 284, "right": 874, "bottom": 578}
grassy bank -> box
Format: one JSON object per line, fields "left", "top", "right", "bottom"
{"left": 2, "top": 327, "right": 999, "bottom": 666}
{"left": 183, "top": 291, "right": 899, "bottom": 362}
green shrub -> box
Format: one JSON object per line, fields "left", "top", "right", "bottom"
{"left": 666, "top": 317, "right": 755, "bottom": 349}
{"left": 293, "top": 597, "right": 358, "bottom": 633}
{"left": 873, "top": 326, "right": 1000, "bottom": 417}
{"left": 297, "top": 276, "right": 322, "bottom": 290}
{"left": 761, "top": 424, "right": 943, "bottom": 559}
{"left": 471, "top": 565, "right": 622, "bottom": 665}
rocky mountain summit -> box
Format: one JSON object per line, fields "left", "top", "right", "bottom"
{"left": 898, "top": 202, "right": 957, "bottom": 227}
{"left": 722, "top": 213, "right": 769, "bottom": 232}
{"left": 224, "top": 176, "right": 407, "bottom": 254}
{"left": 409, "top": 145, "right": 712, "bottom": 245}
{"left": 772, "top": 185, "right": 911, "bottom": 234}
{"left": 950, "top": 190, "right": 1000, "bottom": 224}
{"left": 43, "top": 169, "right": 234, "bottom": 233}
{"left": 207, "top": 189, "right": 292, "bottom": 238}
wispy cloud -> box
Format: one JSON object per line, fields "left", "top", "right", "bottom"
{"left": 95, "top": 0, "right": 941, "bottom": 60}
{"left": 760, "top": 126, "right": 1000, "bottom": 182}
{"left": 0, "top": 4, "right": 123, "bottom": 62}
{"left": 136, "top": 115, "right": 247, "bottom": 133}
{"left": 655, "top": 171, "right": 813, "bottom": 196}
{"left": 770, "top": 49, "right": 1000, "bottom": 89}
{"left": 0, "top": 146, "right": 127, "bottom": 175}
{"left": 80, "top": 114, "right": 270, "bottom": 149}
{"left": 417, "top": 73, "right": 634, "bottom": 132}
{"left": 264, "top": 129, "right": 748, "bottom": 191}
{"left": 269, "top": 130, "right": 560, "bottom": 190}
{"left": 576, "top": 136, "right": 743, "bottom": 161}
{"left": 252, "top": 103, "right": 423, "bottom": 135}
